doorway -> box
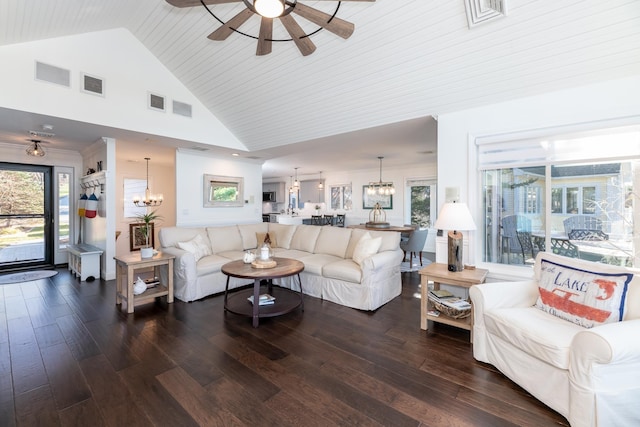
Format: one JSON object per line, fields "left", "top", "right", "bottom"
{"left": 0, "top": 162, "right": 54, "bottom": 271}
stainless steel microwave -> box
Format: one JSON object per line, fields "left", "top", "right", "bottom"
{"left": 263, "top": 192, "right": 276, "bottom": 202}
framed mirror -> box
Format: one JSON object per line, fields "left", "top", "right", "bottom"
{"left": 203, "top": 174, "right": 244, "bottom": 207}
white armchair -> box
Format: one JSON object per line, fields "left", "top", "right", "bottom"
{"left": 470, "top": 252, "right": 640, "bottom": 427}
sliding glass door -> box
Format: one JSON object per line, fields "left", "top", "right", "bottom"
{"left": 0, "top": 163, "right": 53, "bottom": 270}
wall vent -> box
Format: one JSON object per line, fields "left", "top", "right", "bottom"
{"left": 464, "top": 0, "right": 507, "bottom": 28}
{"left": 35, "top": 61, "right": 71, "bottom": 87}
{"left": 81, "top": 73, "right": 104, "bottom": 96}
{"left": 148, "top": 93, "right": 166, "bottom": 112}
{"left": 172, "top": 100, "right": 192, "bottom": 118}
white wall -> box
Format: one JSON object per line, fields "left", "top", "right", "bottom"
{"left": 0, "top": 28, "right": 244, "bottom": 150}
{"left": 175, "top": 150, "right": 263, "bottom": 226}
{"left": 437, "top": 75, "right": 640, "bottom": 269}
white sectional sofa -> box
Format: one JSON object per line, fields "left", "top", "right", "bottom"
{"left": 158, "top": 223, "right": 404, "bottom": 311}
{"left": 470, "top": 252, "right": 640, "bottom": 427}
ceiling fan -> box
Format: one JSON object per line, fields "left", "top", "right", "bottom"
{"left": 165, "top": 0, "right": 375, "bottom": 56}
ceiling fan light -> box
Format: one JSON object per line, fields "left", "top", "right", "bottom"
{"left": 254, "top": 0, "right": 284, "bottom": 18}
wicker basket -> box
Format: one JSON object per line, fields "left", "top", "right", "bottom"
{"left": 428, "top": 295, "right": 472, "bottom": 319}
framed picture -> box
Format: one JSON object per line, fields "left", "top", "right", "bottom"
{"left": 362, "top": 186, "right": 393, "bottom": 209}
{"left": 129, "top": 222, "right": 154, "bottom": 251}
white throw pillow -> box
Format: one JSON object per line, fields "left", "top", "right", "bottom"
{"left": 177, "top": 234, "right": 212, "bottom": 262}
{"left": 352, "top": 232, "right": 382, "bottom": 266}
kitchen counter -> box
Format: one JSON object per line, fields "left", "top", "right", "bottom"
{"left": 277, "top": 215, "right": 312, "bottom": 225}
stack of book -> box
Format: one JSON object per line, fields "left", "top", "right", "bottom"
{"left": 247, "top": 293, "right": 276, "bottom": 306}
{"left": 428, "top": 289, "right": 472, "bottom": 313}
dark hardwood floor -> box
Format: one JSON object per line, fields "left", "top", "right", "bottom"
{"left": 0, "top": 267, "right": 569, "bottom": 426}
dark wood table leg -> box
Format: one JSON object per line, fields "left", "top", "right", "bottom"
{"left": 297, "top": 274, "right": 304, "bottom": 311}
{"left": 252, "top": 278, "right": 260, "bottom": 328}
{"left": 223, "top": 275, "right": 231, "bottom": 311}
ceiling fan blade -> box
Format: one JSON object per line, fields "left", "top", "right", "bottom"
{"left": 280, "top": 14, "right": 316, "bottom": 56}
{"left": 257, "top": 17, "right": 273, "bottom": 56}
{"left": 292, "top": 3, "right": 354, "bottom": 39}
{"left": 311, "top": 0, "right": 375, "bottom": 2}
{"left": 166, "top": 0, "right": 242, "bottom": 7}
{"left": 208, "top": 8, "right": 254, "bottom": 41}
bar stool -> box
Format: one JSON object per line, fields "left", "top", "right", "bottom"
{"left": 323, "top": 214, "right": 334, "bottom": 226}
{"left": 335, "top": 214, "right": 345, "bottom": 227}
{"left": 311, "top": 215, "right": 323, "bottom": 225}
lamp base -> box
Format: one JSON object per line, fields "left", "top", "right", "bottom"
{"left": 447, "top": 230, "right": 464, "bottom": 272}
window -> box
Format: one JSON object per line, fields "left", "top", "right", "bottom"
{"left": 406, "top": 179, "right": 436, "bottom": 227}
{"left": 478, "top": 125, "right": 640, "bottom": 268}
{"left": 330, "top": 184, "right": 352, "bottom": 211}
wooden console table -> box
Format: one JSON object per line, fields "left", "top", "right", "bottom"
{"left": 419, "top": 263, "right": 488, "bottom": 341}
{"left": 114, "top": 252, "right": 175, "bottom": 314}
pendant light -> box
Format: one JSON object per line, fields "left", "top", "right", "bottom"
{"left": 133, "top": 158, "right": 163, "bottom": 207}
{"left": 318, "top": 171, "right": 324, "bottom": 190}
{"left": 366, "top": 157, "right": 395, "bottom": 196}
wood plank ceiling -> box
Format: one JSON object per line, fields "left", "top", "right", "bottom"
{"left": 0, "top": 0, "right": 639, "bottom": 154}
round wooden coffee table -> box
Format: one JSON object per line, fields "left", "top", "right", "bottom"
{"left": 221, "top": 257, "right": 304, "bottom": 327}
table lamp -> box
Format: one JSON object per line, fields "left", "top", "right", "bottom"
{"left": 434, "top": 202, "right": 477, "bottom": 272}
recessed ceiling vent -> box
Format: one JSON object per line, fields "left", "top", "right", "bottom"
{"left": 246, "top": 156, "right": 262, "bottom": 160}
{"left": 464, "top": 0, "right": 507, "bottom": 28}
{"left": 29, "top": 130, "right": 55, "bottom": 138}
{"left": 172, "top": 100, "right": 192, "bottom": 118}
{"left": 189, "top": 146, "right": 209, "bottom": 151}
{"left": 148, "top": 93, "right": 166, "bottom": 112}
{"left": 81, "top": 73, "right": 104, "bottom": 96}
{"left": 35, "top": 61, "right": 70, "bottom": 87}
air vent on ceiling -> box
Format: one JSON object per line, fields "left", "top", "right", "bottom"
{"left": 464, "top": 0, "right": 507, "bottom": 28}
{"left": 35, "top": 61, "right": 71, "bottom": 87}
{"left": 148, "top": 93, "right": 166, "bottom": 112}
{"left": 172, "top": 100, "right": 192, "bottom": 118}
{"left": 29, "top": 130, "right": 55, "bottom": 138}
{"left": 81, "top": 73, "right": 104, "bottom": 96}
{"left": 189, "top": 146, "right": 209, "bottom": 151}
{"left": 246, "top": 156, "right": 262, "bottom": 160}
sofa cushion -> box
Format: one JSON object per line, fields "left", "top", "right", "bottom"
{"left": 290, "top": 225, "right": 322, "bottom": 253}
{"left": 176, "top": 234, "right": 212, "bottom": 262}
{"left": 534, "top": 252, "right": 640, "bottom": 321}
{"left": 195, "top": 254, "right": 233, "bottom": 276}
{"left": 159, "top": 227, "right": 208, "bottom": 249}
{"left": 256, "top": 232, "right": 277, "bottom": 248}
{"left": 314, "top": 226, "right": 352, "bottom": 258}
{"left": 206, "top": 226, "right": 243, "bottom": 253}
{"left": 297, "top": 253, "right": 343, "bottom": 276}
{"left": 345, "top": 229, "right": 400, "bottom": 259}
{"left": 484, "top": 306, "right": 583, "bottom": 370}
{"left": 535, "top": 257, "right": 632, "bottom": 328}
{"left": 267, "top": 223, "right": 297, "bottom": 249}
{"left": 352, "top": 232, "right": 382, "bottom": 266}
{"left": 238, "top": 223, "right": 268, "bottom": 249}
{"left": 323, "top": 259, "right": 363, "bottom": 283}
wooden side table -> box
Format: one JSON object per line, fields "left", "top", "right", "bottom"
{"left": 114, "top": 252, "right": 175, "bottom": 314}
{"left": 419, "top": 263, "right": 488, "bottom": 340}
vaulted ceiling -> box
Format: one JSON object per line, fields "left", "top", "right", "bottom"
{"left": 0, "top": 0, "right": 639, "bottom": 177}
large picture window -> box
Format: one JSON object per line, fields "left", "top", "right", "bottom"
{"left": 478, "top": 125, "right": 640, "bottom": 268}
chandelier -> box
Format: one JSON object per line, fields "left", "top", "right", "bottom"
{"left": 366, "top": 157, "right": 395, "bottom": 196}
{"left": 133, "top": 158, "right": 163, "bottom": 207}
{"left": 26, "top": 139, "right": 45, "bottom": 157}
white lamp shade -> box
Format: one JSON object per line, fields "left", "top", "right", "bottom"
{"left": 434, "top": 202, "right": 476, "bottom": 231}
